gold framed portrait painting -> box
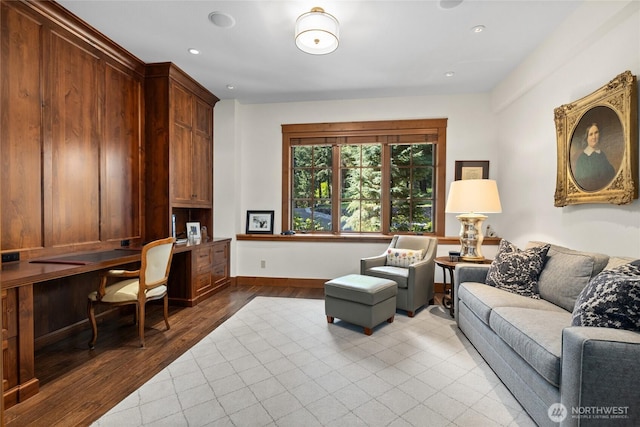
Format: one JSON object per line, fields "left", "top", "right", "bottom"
{"left": 554, "top": 70, "right": 638, "bottom": 206}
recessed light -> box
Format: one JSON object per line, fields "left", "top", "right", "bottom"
{"left": 445, "top": 71, "right": 455, "bottom": 78}
{"left": 226, "top": 84, "right": 235, "bottom": 90}
{"left": 471, "top": 25, "right": 486, "bottom": 33}
{"left": 188, "top": 48, "right": 200, "bottom": 55}
{"left": 209, "top": 12, "right": 236, "bottom": 28}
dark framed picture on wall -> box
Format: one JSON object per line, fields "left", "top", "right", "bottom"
{"left": 554, "top": 70, "right": 638, "bottom": 206}
{"left": 246, "top": 210, "right": 275, "bottom": 234}
{"left": 455, "top": 161, "right": 489, "bottom": 180}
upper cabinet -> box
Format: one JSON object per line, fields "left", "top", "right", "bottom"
{"left": 0, "top": 0, "right": 145, "bottom": 258}
{"left": 169, "top": 84, "right": 213, "bottom": 207}
{"left": 144, "top": 63, "right": 219, "bottom": 242}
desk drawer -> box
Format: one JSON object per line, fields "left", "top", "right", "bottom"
{"left": 195, "top": 246, "right": 213, "bottom": 271}
{"left": 212, "top": 242, "right": 228, "bottom": 264}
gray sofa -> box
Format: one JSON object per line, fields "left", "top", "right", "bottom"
{"left": 454, "top": 241, "right": 640, "bottom": 427}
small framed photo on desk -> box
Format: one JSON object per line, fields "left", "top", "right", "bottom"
{"left": 186, "top": 222, "right": 201, "bottom": 244}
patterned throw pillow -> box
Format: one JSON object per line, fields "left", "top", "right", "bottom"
{"left": 485, "top": 239, "right": 550, "bottom": 299}
{"left": 571, "top": 260, "right": 640, "bottom": 331}
{"left": 386, "top": 248, "right": 424, "bottom": 268}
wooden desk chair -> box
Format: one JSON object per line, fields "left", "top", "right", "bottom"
{"left": 87, "top": 237, "right": 175, "bottom": 349}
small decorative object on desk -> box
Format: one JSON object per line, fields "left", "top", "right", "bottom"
{"left": 449, "top": 251, "right": 461, "bottom": 262}
{"left": 186, "top": 222, "right": 201, "bottom": 245}
{"left": 200, "top": 226, "right": 208, "bottom": 242}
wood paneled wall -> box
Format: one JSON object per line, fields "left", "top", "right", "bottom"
{"left": 0, "top": 0, "right": 145, "bottom": 260}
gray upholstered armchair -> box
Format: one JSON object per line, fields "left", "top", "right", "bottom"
{"left": 361, "top": 235, "right": 438, "bottom": 317}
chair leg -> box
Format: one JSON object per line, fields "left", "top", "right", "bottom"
{"left": 138, "top": 302, "right": 145, "bottom": 348}
{"left": 163, "top": 294, "right": 170, "bottom": 331}
{"left": 88, "top": 300, "right": 98, "bottom": 350}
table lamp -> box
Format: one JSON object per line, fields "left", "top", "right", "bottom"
{"left": 445, "top": 179, "right": 502, "bottom": 260}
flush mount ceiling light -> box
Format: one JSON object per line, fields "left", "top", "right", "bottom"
{"left": 208, "top": 11, "right": 235, "bottom": 28}
{"left": 295, "top": 7, "right": 339, "bottom": 55}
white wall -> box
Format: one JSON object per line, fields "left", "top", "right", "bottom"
{"left": 214, "top": 0, "right": 640, "bottom": 282}
{"left": 492, "top": 0, "right": 640, "bottom": 256}
{"left": 215, "top": 94, "right": 499, "bottom": 279}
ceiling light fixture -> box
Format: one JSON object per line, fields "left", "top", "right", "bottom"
{"left": 188, "top": 48, "right": 200, "bottom": 55}
{"left": 208, "top": 11, "right": 236, "bottom": 28}
{"left": 445, "top": 71, "right": 455, "bottom": 77}
{"left": 471, "top": 25, "right": 486, "bottom": 33}
{"left": 295, "top": 7, "right": 339, "bottom": 55}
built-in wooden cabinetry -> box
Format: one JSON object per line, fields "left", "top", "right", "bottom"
{"left": 0, "top": 1, "right": 230, "bottom": 412}
{"left": 144, "top": 62, "right": 219, "bottom": 242}
{"left": 0, "top": 0, "right": 145, "bottom": 259}
{"left": 169, "top": 239, "right": 231, "bottom": 306}
{"left": 144, "top": 62, "right": 225, "bottom": 307}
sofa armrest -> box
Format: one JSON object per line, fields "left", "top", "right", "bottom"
{"left": 455, "top": 263, "right": 490, "bottom": 284}
{"left": 454, "top": 264, "right": 490, "bottom": 321}
{"left": 561, "top": 327, "right": 640, "bottom": 426}
{"left": 360, "top": 254, "right": 386, "bottom": 273}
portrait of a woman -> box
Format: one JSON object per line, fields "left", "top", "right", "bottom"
{"left": 570, "top": 106, "right": 623, "bottom": 192}
{"left": 573, "top": 123, "right": 616, "bottom": 191}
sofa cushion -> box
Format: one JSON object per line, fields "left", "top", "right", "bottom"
{"left": 572, "top": 260, "right": 640, "bottom": 332}
{"left": 604, "top": 256, "right": 637, "bottom": 271}
{"left": 485, "top": 240, "right": 550, "bottom": 299}
{"left": 386, "top": 248, "right": 423, "bottom": 267}
{"left": 490, "top": 307, "right": 571, "bottom": 387}
{"left": 458, "top": 282, "right": 568, "bottom": 325}
{"left": 527, "top": 241, "right": 609, "bottom": 311}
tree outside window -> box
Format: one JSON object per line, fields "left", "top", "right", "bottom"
{"left": 283, "top": 119, "right": 446, "bottom": 236}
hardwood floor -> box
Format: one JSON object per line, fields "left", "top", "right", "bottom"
{"left": 4, "top": 285, "right": 324, "bottom": 427}
{"left": 4, "top": 285, "right": 445, "bottom": 426}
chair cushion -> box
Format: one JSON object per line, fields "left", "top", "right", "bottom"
{"left": 572, "top": 260, "right": 640, "bottom": 332}
{"left": 527, "top": 241, "right": 609, "bottom": 311}
{"left": 485, "top": 239, "right": 550, "bottom": 299}
{"left": 364, "top": 266, "right": 409, "bottom": 288}
{"left": 386, "top": 248, "right": 424, "bottom": 267}
{"left": 88, "top": 279, "right": 167, "bottom": 303}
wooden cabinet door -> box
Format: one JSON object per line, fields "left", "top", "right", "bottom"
{"left": 48, "top": 33, "right": 101, "bottom": 246}
{"left": 101, "top": 64, "right": 143, "bottom": 241}
{"left": 169, "top": 84, "right": 212, "bottom": 207}
{"left": 195, "top": 94, "right": 214, "bottom": 210}
{"left": 1, "top": 4, "right": 44, "bottom": 251}
{"left": 191, "top": 98, "right": 213, "bottom": 206}
{"left": 170, "top": 122, "right": 194, "bottom": 205}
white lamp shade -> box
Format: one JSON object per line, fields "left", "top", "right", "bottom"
{"left": 295, "top": 8, "right": 339, "bottom": 55}
{"left": 445, "top": 179, "right": 502, "bottom": 213}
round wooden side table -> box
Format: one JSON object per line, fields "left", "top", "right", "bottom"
{"left": 435, "top": 256, "right": 493, "bottom": 317}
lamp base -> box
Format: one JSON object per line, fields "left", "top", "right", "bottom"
{"left": 456, "top": 213, "right": 487, "bottom": 260}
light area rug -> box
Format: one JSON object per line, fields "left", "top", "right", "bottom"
{"left": 92, "top": 296, "right": 535, "bottom": 427}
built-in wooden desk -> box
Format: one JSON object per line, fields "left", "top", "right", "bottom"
{"left": 1, "top": 249, "right": 144, "bottom": 408}
{"left": 0, "top": 238, "right": 231, "bottom": 409}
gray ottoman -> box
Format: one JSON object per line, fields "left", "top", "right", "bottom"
{"left": 324, "top": 274, "right": 397, "bottom": 335}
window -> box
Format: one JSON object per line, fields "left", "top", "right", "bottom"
{"left": 282, "top": 119, "right": 447, "bottom": 235}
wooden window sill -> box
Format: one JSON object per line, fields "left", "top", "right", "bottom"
{"left": 236, "top": 234, "right": 501, "bottom": 245}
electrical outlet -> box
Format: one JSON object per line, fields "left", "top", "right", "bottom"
{"left": 260, "top": 260, "right": 266, "bottom": 268}
{"left": 120, "top": 239, "right": 130, "bottom": 247}
{"left": 2, "top": 252, "right": 20, "bottom": 263}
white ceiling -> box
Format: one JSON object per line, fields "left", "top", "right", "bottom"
{"left": 57, "top": 0, "right": 582, "bottom": 104}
